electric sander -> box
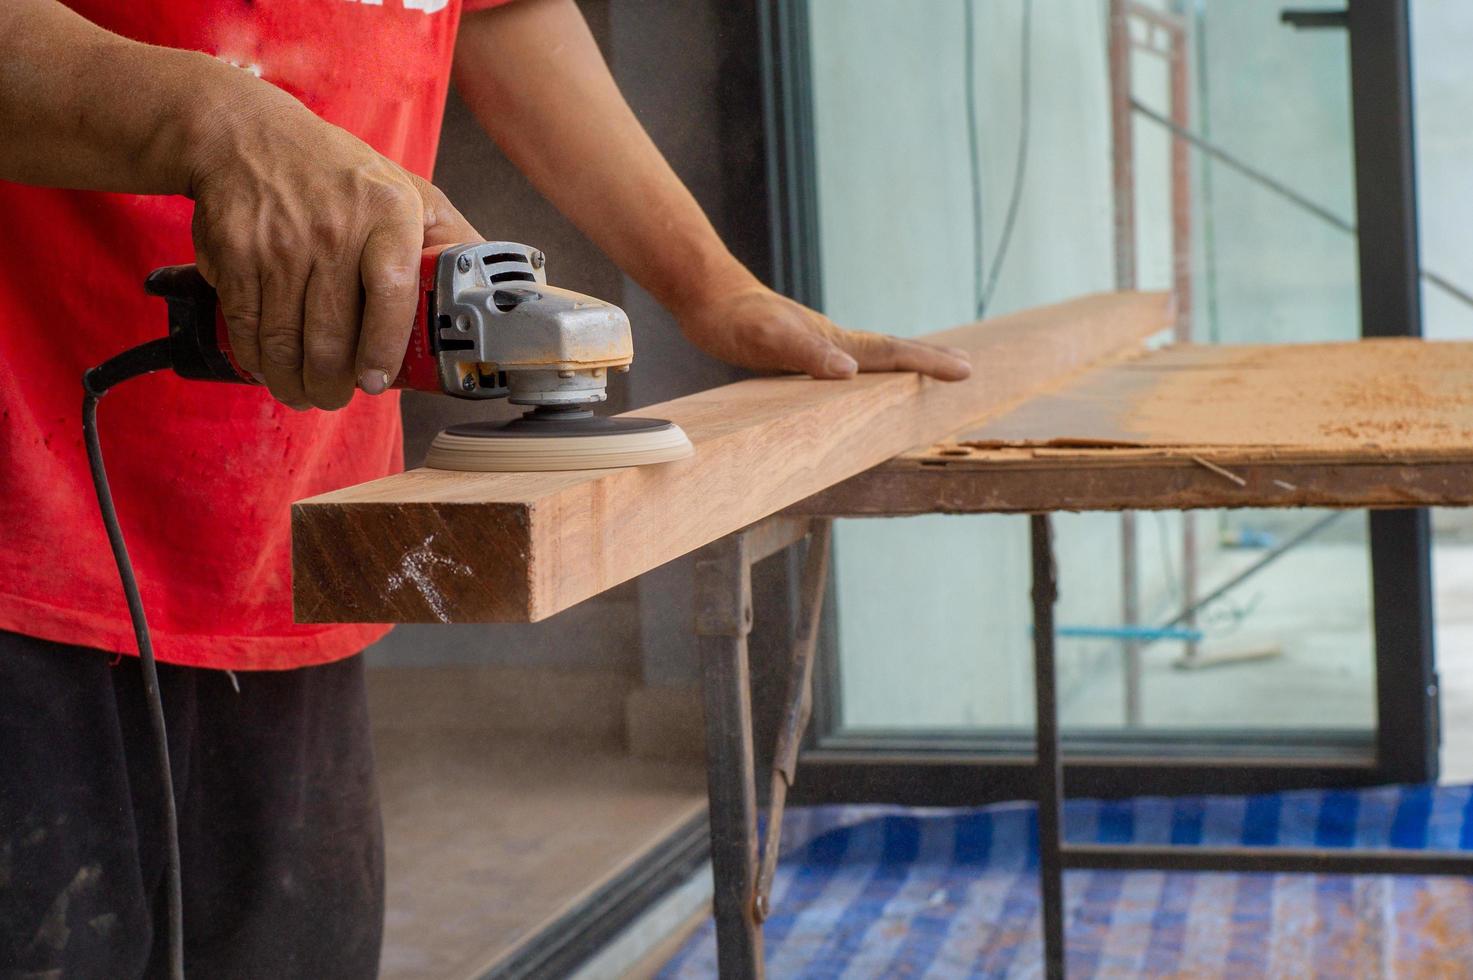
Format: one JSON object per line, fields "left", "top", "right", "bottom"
{"left": 144, "top": 240, "right": 693, "bottom": 471}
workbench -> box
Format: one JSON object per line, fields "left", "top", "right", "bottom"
{"left": 291, "top": 301, "right": 1473, "bottom": 977}
{"left": 703, "top": 338, "right": 1473, "bottom": 978}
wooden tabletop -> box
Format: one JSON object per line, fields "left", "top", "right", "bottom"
{"left": 790, "top": 339, "right": 1473, "bottom": 516}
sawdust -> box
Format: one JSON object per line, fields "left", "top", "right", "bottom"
{"left": 954, "top": 340, "right": 1473, "bottom": 460}
{"left": 1124, "top": 340, "right": 1473, "bottom": 453}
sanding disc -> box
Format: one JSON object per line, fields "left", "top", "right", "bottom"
{"left": 425, "top": 416, "right": 694, "bottom": 472}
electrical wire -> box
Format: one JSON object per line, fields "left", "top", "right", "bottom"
{"left": 964, "top": 0, "right": 985, "bottom": 319}
{"left": 975, "top": 0, "right": 1034, "bottom": 316}
{"left": 1130, "top": 96, "right": 1473, "bottom": 312}
{"left": 82, "top": 339, "right": 185, "bottom": 980}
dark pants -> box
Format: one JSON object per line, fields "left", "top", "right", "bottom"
{"left": 0, "top": 630, "right": 383, "bottom": 979}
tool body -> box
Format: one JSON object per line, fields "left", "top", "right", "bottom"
{"left": 145, "top": 241, "right": 692, "bottom": 471}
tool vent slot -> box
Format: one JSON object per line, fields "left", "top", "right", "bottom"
{"left": 438, "top": 337, "right": 475, "bottom": 351}
{"left": 481, "top": 251, "right": 537, "bottom": 285}
{"left": 430, "top": 312, "right": 452, "bottom": 354}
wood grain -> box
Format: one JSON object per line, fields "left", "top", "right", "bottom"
{"left": 793, "top": 339, "right": 1473, "bottom": 516}
{"left": 292, "top": 290, "right": 1170, "bottom": 623}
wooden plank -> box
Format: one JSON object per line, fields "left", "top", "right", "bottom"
{"left": 292, "top": 291, "right": 1170, "bottom": 624}
{"left": 793, "top": 339, "right": 1473, "bottom": 516}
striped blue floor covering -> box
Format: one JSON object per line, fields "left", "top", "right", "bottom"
{"left": 658, "top": 784, "right": 1473, "bottom": 978}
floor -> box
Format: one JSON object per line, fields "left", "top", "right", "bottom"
{"left": 658, "top": 784, "right": 1473, "bottom": 978}
{"left": 373, "top": 725, "right": 704, "bottom": 980}
{"left": 369, "top": 530, "right": 1473, "bottom": 978}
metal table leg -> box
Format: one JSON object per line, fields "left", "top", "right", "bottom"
{"left": 693, "top": 517, "right": 827, "bottom": 978}
{"left": 695, "top": 533, "right": 763, "bottom": 979}
{"left": 1031, "top": 514, "right": 1067, "bottom": 979}
{"left": 755, "top": 519, "right": 833, "bottom": 920}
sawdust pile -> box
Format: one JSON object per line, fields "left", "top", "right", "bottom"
{"left": 1121, "top": 339, "right": 1473, "bottom": 453}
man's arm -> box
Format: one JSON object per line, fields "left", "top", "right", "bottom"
{"left": 0, "top": 0, "right": 479, "bottom": 410}
{"left": 453, "top": 0, "right": 971, "bottom": 382}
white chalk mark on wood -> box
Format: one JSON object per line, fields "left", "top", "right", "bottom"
{"left": 384, "top": 534, "right": 474, "bottom": 624}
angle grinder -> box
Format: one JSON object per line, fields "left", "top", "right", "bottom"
{"left": 143, "top": 240, "right": 693, "bottom": 471}
{"left": 76, "top": 242, "right": 690, "bottom": 977}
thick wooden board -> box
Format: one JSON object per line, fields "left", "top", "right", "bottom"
{"left": 292, "top": 291, "right": 1170, "bottom": 624}
{"left": 792, "top": 339, "right": 1473, "bottom": 516}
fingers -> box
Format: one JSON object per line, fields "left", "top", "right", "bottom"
{"left": 689, "top": 289, "right": 973, "bottom": 383}
{"left": 354, "top": 216, "right": 424, "bottom": 395}
{"left": 214, "top": 267, "right": 264, "bottom": 382}
{"left": 794, "top": 334, "right": 859, "bottom": 380}
{"left": 301, "top": 256, "right": 362, "bottom": 410}
{"left": 258, "top": 266, "right": 311, "bottom": 409}
{"left": 755, "top": 307, "right": 970, "bottom": 382}
{"left": 193, "top": 230, "right": 265, "bottom": 381}
{"left": 835, "top": 331, "right": 973, "bottom": 382}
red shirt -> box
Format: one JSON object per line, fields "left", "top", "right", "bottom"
{"left": 0, "top": 0, "right": 508, "bottom": 670}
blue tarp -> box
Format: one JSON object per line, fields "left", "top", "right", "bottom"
{"left": 660, "top": 784, "right": 1473, "bottom": 978}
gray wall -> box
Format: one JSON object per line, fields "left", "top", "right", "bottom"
{"left": 366, "top": 0, "right": 746, "bottom": 677}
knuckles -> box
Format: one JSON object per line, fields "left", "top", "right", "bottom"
{"left": 363, "top": 267, "right": 416, "bottom": 299}
{"left": 258, "top": 332, "right": 303, "bottom": 370}
{"left": 301, "top": 334, "right": 352, "bottom": 371}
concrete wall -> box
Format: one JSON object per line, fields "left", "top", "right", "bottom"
{"left": 366, "top": 0, "right": 746, "bottom": 679}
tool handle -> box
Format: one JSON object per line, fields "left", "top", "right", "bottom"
{"left": 143, "top": 265, "right": 251, "bottom": 383}
{"left": 144, "top": 250, "right": 445, "bottom": 392}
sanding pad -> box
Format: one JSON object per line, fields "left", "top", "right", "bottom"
{"left": 425, "top": 415, "right": 694, "bottom": 472}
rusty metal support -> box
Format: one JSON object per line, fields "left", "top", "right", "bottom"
{"left": 1111, "top": 0, "right": 1199, "bottom": 707}
{"left": 754, "top": 518, "right": 832, "bottom": 922}
{"left": 695, "top": 515, "right": 828, "bottom": 977}
{"left": 696, "top": 532, "right": 763, "bottom": 979}
{"left": 1108, "top": 0, "right": 1136, "bottom": 291}
{"left": 1108, "top": 0, "right": 1143, "bottom": 731}
{"left": 1163, "top": 2, "right": 1199, "bottom": 670}
{"left": 1031, "top": 513, "right": 1067, "bottom": 979}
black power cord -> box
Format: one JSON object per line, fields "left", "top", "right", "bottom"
{"left": 82, "top": 338, "right": 186, "bottom": 980}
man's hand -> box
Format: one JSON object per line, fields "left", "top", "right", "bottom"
{"left": 677, "top": 281, "right": 971, "bottom": 382}
{"left": 0, "top": 0, "right": 477, "bottom": 409}
{"left": 187, "top": 88, "right": 480, "bottom": 411}
{"left": 0, "top": 0, "right": 482, "bottom": 412}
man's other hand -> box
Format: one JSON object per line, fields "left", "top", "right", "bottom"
{"left": 186, "top": 88, "right": 481, "bottom": 411}
{"left": 676, "top": 281, "right": 972, "bottom": 383}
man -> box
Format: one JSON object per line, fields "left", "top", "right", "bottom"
{"left": 0, "top": 0, "right": 970, "bottom": 975}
